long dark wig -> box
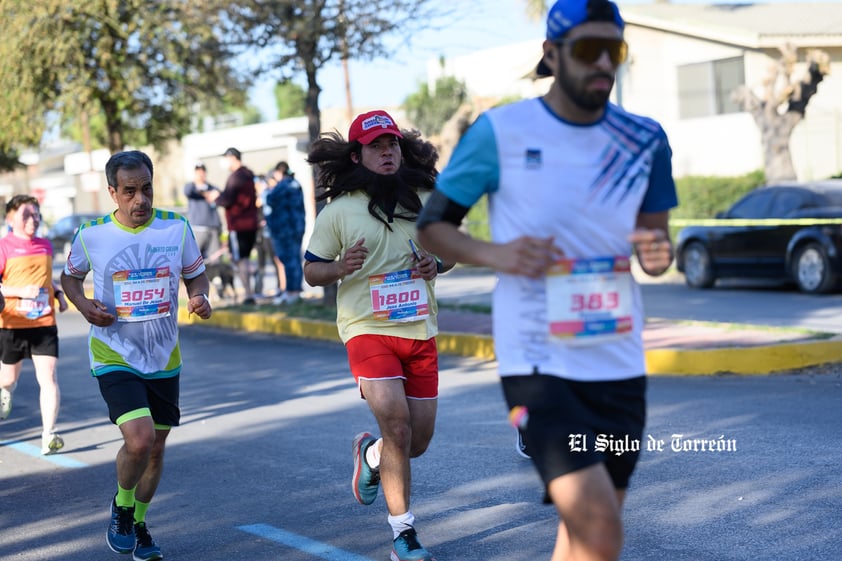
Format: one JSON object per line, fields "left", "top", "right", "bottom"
{"left": 306, "top": 129, "right": 439, "bottom": 229}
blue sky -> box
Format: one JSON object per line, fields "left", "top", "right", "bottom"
{"left": 249, "top": 0, "right": 827, "bottom": 120}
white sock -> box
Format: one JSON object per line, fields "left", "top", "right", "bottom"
{"left": 365, "top": 437, "right": 382, "bottom": 469}
{"left": 388, "top": 511, "right": 415, "bottom": 539}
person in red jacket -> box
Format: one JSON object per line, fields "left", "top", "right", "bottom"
{"left": 215, "top": 147, "right": 259, "bottom": 304}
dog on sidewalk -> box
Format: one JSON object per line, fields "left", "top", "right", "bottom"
{"left": 203, "top": 248, "right": 237, "bottom": 302}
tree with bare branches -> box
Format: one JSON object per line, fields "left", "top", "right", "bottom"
{"left": 225, "top": 0, "right": 445, "bottom": 306}
{"left": 225, "top": 1, "right": 445, "bottom": 151}
{"left": 733, "top": 44, "right": 831, "bottom": 183}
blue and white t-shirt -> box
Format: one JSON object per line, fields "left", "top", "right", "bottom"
{"left": 435, "top": 98, "right": 678, "bottom": 381}
{"left": 64, "top": 210, "right": 205, "bottom": 379}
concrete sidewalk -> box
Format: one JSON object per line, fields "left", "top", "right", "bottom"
{"left": 187, "top": 265, "right": 842, "bottom": 376}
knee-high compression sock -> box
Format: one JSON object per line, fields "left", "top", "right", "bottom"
{"left": 115, "top": 484, "right": 136, "bottom": 508}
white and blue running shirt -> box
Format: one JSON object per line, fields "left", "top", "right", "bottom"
{"left": 435, "top": 98, "right": 678, "bottom": 381}
{"left": 64, "top": 210, "right": 205, "bottom": 379}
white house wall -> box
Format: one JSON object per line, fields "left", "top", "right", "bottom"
{"left": 433, "top": 27, "right": 842, "bottom": 181}
{"left": 181, "top": 117, "right": 317, "bottom": 247}
{"left": 618, "top": 27, "right": 842, "bottom": 180}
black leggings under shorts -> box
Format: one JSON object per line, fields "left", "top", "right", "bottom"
{"left": 501, "top": 373, "right": 646, "bottom": 491}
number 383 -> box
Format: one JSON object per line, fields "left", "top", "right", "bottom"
{"left": 570, "top": 291, "right": 619, "bottom": 312}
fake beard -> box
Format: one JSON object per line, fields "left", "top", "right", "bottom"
{"left": 340, "top": 164, "right": 431, "bottom": 225}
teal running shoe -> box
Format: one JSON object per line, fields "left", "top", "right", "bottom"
{"left": 352, "top": 432, "right": 380, "bottom": 505}
{"left": 391, "top": 527, "right": 435, "bottom": 561}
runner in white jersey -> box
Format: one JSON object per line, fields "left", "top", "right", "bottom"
{"left": 61, "top": 150, "right": 212, "bottom": 561}
{"left": 418, "top": 1, "right": 678, "bottom": 560}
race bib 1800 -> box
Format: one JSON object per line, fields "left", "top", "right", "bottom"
{"left": 369, "top": 268, "right": 429, "bottom": 322}
{"left": 113, "top": 267, "right": 171, "bottom": 322}
{"left": 546, "top": 256, "right": 633, "bottom": 344}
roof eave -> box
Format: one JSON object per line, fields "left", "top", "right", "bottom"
{"left": 624, "top": 13, "right": 842, "bottom": 50}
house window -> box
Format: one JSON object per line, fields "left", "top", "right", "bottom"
{"left": 678, "top": 56, "right": 745, "bottom": 119}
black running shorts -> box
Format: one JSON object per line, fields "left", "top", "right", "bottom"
{"left": 96, "top": 370, "right": 180, "bottom": 427}
{"left": 501, "top": 373, "right": 646, "bottom": 490}
{"left": 0, "top": 326, "right": 59, "bottom": 363}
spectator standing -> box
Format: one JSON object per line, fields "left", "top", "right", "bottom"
{"left": 266, "top": 161, "right": 306, "bottom": 305}
{"left": 61, "top": 150, "right": 212, "bottom": 561}
{"left": 183, "top": 162, "right": 222, "bottom": 260}
{"left": 0, "top": 195, "right": 69, "bottom": 455}
{"left": 215, "top": 147, "right": 259, "bottom": 305}
{"left": 417, "top": 1, "right": 679, "bottom": 559}
{"left": 253, "top": 173, "right": 282, "bottom": 298}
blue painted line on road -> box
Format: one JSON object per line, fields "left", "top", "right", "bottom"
{"left": 237, "top": 523, "right": 375, "bottom": 561}
{"left": 0, "top": 439, "right": 88, "bottom": 468}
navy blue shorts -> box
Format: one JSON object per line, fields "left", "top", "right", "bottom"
{"left": 501, "top": 373, "right": 646, "bottom": 491}
{"left": 96, "top": 371, "right": 180, "bottom": 427}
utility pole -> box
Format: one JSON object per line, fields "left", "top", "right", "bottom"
{"left": 80, "top": 108, "right": 100, "bottom": 213}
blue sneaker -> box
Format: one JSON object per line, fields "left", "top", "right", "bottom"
{"left": 352, "top": 432, "right": 380, "bottom": 505}
{"left": 133, "top": 522, "right": 163, "bottom": 561}
{"left": 107, "top": 497, "right": 135, "bottom": 554}
{"left": 391, "top": 527, "right": 435, "bottom": 561}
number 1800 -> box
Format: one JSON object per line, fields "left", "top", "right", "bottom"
{"left": 377, "top": 289, "right": 420, "bottom": 308}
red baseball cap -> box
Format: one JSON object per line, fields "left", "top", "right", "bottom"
{"left": 348, "top": 110, "right": 404, "bottom": 145}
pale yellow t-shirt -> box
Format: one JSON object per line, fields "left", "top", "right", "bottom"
{"left": 305, "top": 190, "right": 438, "bottom": 343}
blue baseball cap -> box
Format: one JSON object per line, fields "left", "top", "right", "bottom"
{"left": 536, "top": 0, "right": 625, "bottom": 76}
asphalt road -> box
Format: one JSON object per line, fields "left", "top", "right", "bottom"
{"left": 1, "top": 311, "right": 840, "bottom": 561}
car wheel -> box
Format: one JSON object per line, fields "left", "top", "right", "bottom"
{"left": 682, "top": 241, "right": 715, "bottom": 288}
{"left": 793, "top": 242, "right": 836, "bottom": 294}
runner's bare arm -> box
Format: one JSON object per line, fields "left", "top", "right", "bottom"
{"left": 304, "top": 238, "right": 368, "bottom": 286}
{"left": 418, "top": 222, "right": 560, "bottom": 279}
{"left": 59, "top": 271, "right": 116, "bottom": 327}
{"left": 184, "top": 273, "right": 212, "bottom": 319}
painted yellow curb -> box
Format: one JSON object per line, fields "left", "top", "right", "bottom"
{"left": 179, "top": 309, "right": 841, "bottom": 376}
{"left": 644, "top": 338, "right": 842, "bottom": 376}
{"left": 178, "top": 308, "right": 497, "bottom": 361}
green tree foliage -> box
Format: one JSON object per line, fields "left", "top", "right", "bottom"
{"left": 224, "top": 1, "right": 449, "bottom": 147}
{"left": 403, "top": 75, "right": 468, "bottom": 137}
{"left": 0, "top": 0, "right": 245, "bottom": 154}
{"left": 0, "top": 147, "right": 23, "bottom": 173}
{"left": 274, "top": 80, "right": 307, "bottom": 119}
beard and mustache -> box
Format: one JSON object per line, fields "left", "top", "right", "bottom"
{"left": 337, "top": 163, "right": 435, "bottom": 228}
{"left": 557, "top": 66, "right": 615, "bottom": 112}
